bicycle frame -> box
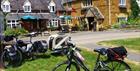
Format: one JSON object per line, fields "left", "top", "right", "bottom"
{"left": 94, "top": 53, "right": 108, "bottom": 71}
{"left": 65, "top": 46, "right": 89, "bottom": 71}
{"left": 64, "top": 46, "right": 110, "bottom": 71}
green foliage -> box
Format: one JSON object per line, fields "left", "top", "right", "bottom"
{"left": 78, "top": 23, "right": 84, "bottom": 31}
{"left": 78, "top": 21, "right": 88, "bottom": 31}
{"left": 111, "top": 21, "right": 128, "bottom": 29}
{"left": 49, "top": 24, "right": 57, "bottom": 31}
{"left": 130, "top": 0, "right": 140, "bottom": 18}
{"left": 4, "top": 28, "right": 28, "bottom": 36}
{"left": 128, "top": 17, "right": 140, "bottom": 25}
{"left": 112, "top": 18, "right": 140, "bottom": 29}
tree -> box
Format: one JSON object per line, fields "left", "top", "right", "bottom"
{"left": 130, "top": 0, "right": 140, "bottom": 18}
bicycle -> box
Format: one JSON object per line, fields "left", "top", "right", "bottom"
{"left": 52, "top": 41, "right": 131, "bottom": 71}
{"left": 1, "top": 33, "right": 37, "bottom": 68}
{"left": 1, "top": 35, "right": 22, "bottom": 68}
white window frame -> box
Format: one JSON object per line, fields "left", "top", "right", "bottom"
{"left": 23, "top": 0, "right": 31, "bottom": 13}
{"left": 119, "top": 0, "right": 126, "bottom": 6}
{"left": 23, "top": 5, "right": 31, "bottom": 12}
{"left": 1, "top": 1, "right": 11, "bottom": 12}
{"left": 48, "top": 0, "right": 56, "bottom": 13}
{"left": 49, "top": 6, "right": 55, "bottom": 12}
{"left": 7, "top": 20, "right": 21, "bottom": 28}
{"left": 51, "top": 19, "right": 58, "bottom": 27}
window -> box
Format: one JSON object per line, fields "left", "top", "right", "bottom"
{"left": 1, "top": 0, "right": 11, "bottom": 12}
{"left": 48, "top": 0, "right": 56, "bottom": 12}
{"left": 118, "top": 17, "right": 127, "bottom": 22}
{"left": 23, "top": 6, "right": 31, "bottom": 12}
{"left": 51, "top": 19, "right": 58, "bottom": 27}
{"left": 119, "top": 0, "right": 126, "bottom": 7}
{"left": 7, "top": 20, "right": 21, "bottom": 28}
{"left": 52, "top": 6, "right": 55, "bottom": 12}
{"left": 23, "top": 0, "right": 31, "bottom": 12}
{"left": 82, "top": 0, "right": 92, "bottom": 8}
{"left": 49, "top": 6, "right": 55, "bottom": 12}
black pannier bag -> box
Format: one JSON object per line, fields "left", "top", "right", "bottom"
{"left": 33, "top": 40, "right": 48, "bottom": 53}
{"left": 7, "top": 46, "right": 17, "bottom": 60}
{"left": 4, "top": 35, "right": 14, "bottom": 42}
{"left": 107, "top": 46, "right": 127, "bottom": 60}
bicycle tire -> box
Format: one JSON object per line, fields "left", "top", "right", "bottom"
{"left": 52, "top": 61, "right": 80, "bottom": 71}
{"left": 1, "top": 50, "right": 22, "bottom": 68}
{"left": 95, "top": 60, "right": 131, "bottom": 71}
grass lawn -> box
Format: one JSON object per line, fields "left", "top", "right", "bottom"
{"left": 6, "top": 49, "right": 140, "bottom": 71}
{"left": 98, "top": 37, "right": 140, "bottom": 52}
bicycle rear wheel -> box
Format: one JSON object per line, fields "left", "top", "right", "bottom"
{"left": 1, "top": 50, "right": 22, "bottom": 68}
{"left": 52, "top": 61, "right": 80, "bottom": 71}
{"left": 102, "top": 60, "right": 131, "bottom": 71}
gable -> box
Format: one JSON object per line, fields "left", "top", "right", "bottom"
{"left": 85, "top": 8, "right": 95, "bottom": 17}
{"left": 84, "top": 7, "right": 104, "bottom": 20}
{"left": 1, "top": 0, "right": 10, "bottom": 5}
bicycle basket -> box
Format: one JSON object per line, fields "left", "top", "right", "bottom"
{"left": 107, "top": 46, "right": 127, "bottom": 60}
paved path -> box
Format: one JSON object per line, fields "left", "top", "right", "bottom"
{"left": 21, "top": 30, "right": 140, "bottom": 62}
{"left": 70, "top": 31, "right": 140, "bottom": 62}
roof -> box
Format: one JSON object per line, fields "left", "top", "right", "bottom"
{"left": 6, "top": 13, "right": 53, "bottom": 20}
{"left": 61, "top": 0, "right": 76, "bottom": 4}
{"left": 9, "top": 0, "right": 64, "bottom": 11}
{"left": 84, "top": 7, "right": 104, "bottom": 20}
{"left": 55, "top": 0, "right": 65, "bottom": 11}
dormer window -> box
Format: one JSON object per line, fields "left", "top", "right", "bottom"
{"left": 1, "top": 0, "right": 11, "bottom": 12}
{"left": 48, "top": 0, "right": 56, "bottom": 12}
{"left": 119, "top": 0, "right": 126, "bottom": 8}
{"left": 23, "top": 0, "right": 31, "bottom": 12}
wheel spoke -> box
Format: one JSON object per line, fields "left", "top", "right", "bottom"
{"left": 52, "top": 61, "right": 80, "bottom": 71}
{"left": 104, "top": 60, "right": 131, "bottom": 71}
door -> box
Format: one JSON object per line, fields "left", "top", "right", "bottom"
{"left": 87, "top": 17, "right": 94, "bottom": 30}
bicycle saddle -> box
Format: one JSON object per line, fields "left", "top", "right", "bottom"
{"left": 94, "top": 48, "right": 107, "bottom": 55}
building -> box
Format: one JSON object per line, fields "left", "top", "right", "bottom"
{"left": 136, "top": 0, "right": 140, "bottom": 16}
{"left": 136, "top": 0, "right": 140, "bottom": 7}
{"left": 1, "top": 0, "right": 65, "bottom": 32}
{"left": 62, "top": 0, "right": 131, "bottom": 31}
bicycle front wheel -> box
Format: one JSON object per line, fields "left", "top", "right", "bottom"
{"left": 52, "top": 61, "right": 80, "bottom": 71}
{"left": 103, "top": 60, "right": 131, "bottom": 71}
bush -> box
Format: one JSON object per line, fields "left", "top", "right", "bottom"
{"left": 4, "top": 28, "right": 28, "bottom": 36}
{"left": 111, "top": 17, "right": 140, "bottom": 29}
{"left": 129, "top": 17, "right": 140, "bottom": 24}
{"left": 111, "top": 21, "right": 130, "bottom": 29}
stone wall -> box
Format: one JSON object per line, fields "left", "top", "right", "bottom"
{"left": 64, "top": 0, "right": 131, "bottom": 29}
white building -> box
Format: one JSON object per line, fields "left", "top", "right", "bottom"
{"left": 136, "top": 0, "right": 140, "bottom": 7}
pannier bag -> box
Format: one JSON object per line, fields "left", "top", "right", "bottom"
{"left": 33, "top": 40, "right": 48, "bottom": 53}
{"left": 107, "top": 46, "right": 127, "bottom": 60}
{"left": 4, "top": 35, "right": 14, "bottom": 42}
{"left": 6, "top": 45, "right": 17, "bottom": 60}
